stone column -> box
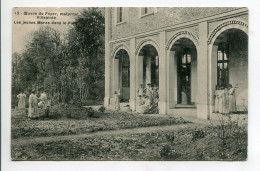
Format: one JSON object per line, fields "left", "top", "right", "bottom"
{"left": 104, "top": 8, "right": 111, "bottom": 107}
{"left": 209, "top": 44, "right": 218, "bottom": 115}
{"left": 135, "top": 55, "right": 143, "bottom": 113}
{"left": 173, "top": 52, "right": 178, "bottom": 104}
{"left": 129, "top": 38, "right": 136, "bottom": 110}
{"left": 197, "top": 21, "right": 209, "bottom": 119}
{"left": 158, "top": 31, "right": 167, "bottom": 114}
{"left": 168, "top": 51, "right": 176, "bottom": 108}
{"left": 137, "top": 56, "right": 144, "bottom": 88}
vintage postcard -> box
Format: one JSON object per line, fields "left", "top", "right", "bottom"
{"left": 11, "top": 7, "right": 248, "bottom": 161}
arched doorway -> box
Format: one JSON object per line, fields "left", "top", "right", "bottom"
{"left": 138, "top": 44, "right": 159, "bottom": 89}
{"left": 114, "top": 49, "right": 130, "bottom": 102}
{"left": 169, "top": 38, "right": 198, "bottom": 106}
{"left": 211, "top": 28, "right": 248, "bottom": 111}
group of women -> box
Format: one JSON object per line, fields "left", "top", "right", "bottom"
{"left": 214, "top": 84, "right": 237, "bottom": 114}
{"left": 137, "top": 83, "right": 159, "bottom": 107}
{"left": 113, "top": 83, "right": 159, "bottom": 113}
{"left": 17, "top": 90, "right": 49, "bottom": 120}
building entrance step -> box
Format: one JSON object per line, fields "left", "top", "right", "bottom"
{"left": 175, "top": 104, "right": 196, "bottom": 108}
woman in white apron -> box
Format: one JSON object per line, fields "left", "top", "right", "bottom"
{"left": 218, "top": 87, "right": 224, "bottom": 114}
{"left": 28, "top": 90, "right": 39, "bottom": 119}
{"left": 17, "top": 91, "right": 26, "bottom": 109}
{"left": 114, "top": 89, "right": 120, "bottom": 111}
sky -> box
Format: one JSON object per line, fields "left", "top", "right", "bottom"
{"left": 12, "top": 7, "right": 88, "bottom": 54}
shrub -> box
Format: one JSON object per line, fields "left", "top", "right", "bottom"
{"left": 48, "top": 106, "right": 63, "bottom": 119}
{"left": 160, "top": 145, "right": 171, "bottom": 158}
{"left": 98, "top": 106, "right": 106, "bottom": 114}
{"left": 192, "top": 129, "right": 206, "bottom": 141}
{"left": 165, "top": 133, "right": 175, "bottom": 145}
{"left": 160, "top": 145, "right": 182, "bottom": 160}
{"left": 86, "top": 107, "right": 95, "bottom": 117}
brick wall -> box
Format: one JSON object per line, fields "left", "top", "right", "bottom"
{"left": 110, "top": 7, "right": 240, "bottom": 40}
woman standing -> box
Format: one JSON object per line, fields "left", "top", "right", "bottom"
{"left": 228, "top": 84, "right": 237, "bottom": 113}
{"left": 40, "top": 90, "right": 48, "bottom": 109}
{"left": 223, "top": 87, "right": 229, "bottom": 114}
{"left": 137, "top": 84, "right": 144, "bottom": 106}
{"left": 114, "top": 89, "right": 120, "bottom": 111}
{"left": 146, "top": 83, "right": 153, "bottom": 105}
{"left": 218, "top": 87, "right": 224, "bottom": 114}
{"left": 17, "top": 91, "right": 26, "bottom": 109}
{"left": 28, "top": 90, "right": 39, "bottom": 119}
{"left": 214, "top": 86, "right": 220, "bottom": 113}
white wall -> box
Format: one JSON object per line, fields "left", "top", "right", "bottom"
{"left": 229, "top": 45, "right": 248, "bottom": 108}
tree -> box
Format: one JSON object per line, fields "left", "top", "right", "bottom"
{"left": 65, "top": 8, "right": 105, "bottom": 103}
{"left": 11, "top": 8, "right": 105, "bottom": 108}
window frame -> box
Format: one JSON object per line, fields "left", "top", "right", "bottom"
{"left": 217, "top": 49, "right": 229, "bottom": 88}
{"left": 139, "top": 7, "right": 157, "bottom": 18}
{"left": 121, "top": 52, "right": 130, "bottom": 87}
{"left": 115, "top": 7, "right": 126, "bottom": 25}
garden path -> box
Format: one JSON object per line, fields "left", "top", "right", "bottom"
{"left": 12, "top": 120, "right": 207, "bottom": 146}
{"left": 12, "top": 112, "right": 247, "bottom": 147}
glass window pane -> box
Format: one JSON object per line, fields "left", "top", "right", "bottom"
{"left": 187, "top": 54, "right": 191, "bottom": 63}
{"left": 141, "top": 7, "right": 153, "bottom": 15}
{"left": 224, "top": 52, "right": 228, "bottom": 60}
{"left": 224, "top": 63, "right": 228, "bottom": 69}
{"left": 119, "top": 7, "right": 123, "bottom": 22}
{"left": 122, "top": 55, "right": 129, "bottom": 66}
{"left": 217, "top": 51, "right": 222, "bottom": 61}
{"left": 182, "top": 55, "right": 186, "bottom": 64}
{"left": 155, "top": 56, "right": 159, "bottom": 66}
{"left": 145, "top": 7, "right": 148, "bottom": 14}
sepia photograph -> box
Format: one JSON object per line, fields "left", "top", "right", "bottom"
{"left": 10, "top": 7, "right": 248, "bottom": 161}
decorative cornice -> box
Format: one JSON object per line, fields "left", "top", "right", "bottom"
{"left": 110, "top": 44, "right": 129, "bottom": 58}
{"left": 207, "top": 20, "right": 248, "bottom": 44}
{"left": 166, "top": 31, "right": 199, "bottom": 50}
{"left": 135, "top": 38, "right": 159, "bottom": 56}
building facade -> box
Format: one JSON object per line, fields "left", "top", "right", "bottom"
{"left": 104, "top": 7, "right": 248, "bottom": 119}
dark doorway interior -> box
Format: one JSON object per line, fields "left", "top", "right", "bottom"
{"left": 177, "top": 48, "right": 191, "bottom": 105}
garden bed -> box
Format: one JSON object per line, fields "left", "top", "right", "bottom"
{"left": 11, "top": 126, "right": 247, "bottom": 161}
{"left": 11, "top": 107, "right": 190, "bottom": 139}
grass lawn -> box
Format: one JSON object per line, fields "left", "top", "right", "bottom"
{"left": 11, "top": 107, "right": 247, "bottom": 161}
{"left": 12, "top": 126, "right": 247, "bottom": 161}
{"left": 11, "top": 108, "right": 189, "bottom": 139}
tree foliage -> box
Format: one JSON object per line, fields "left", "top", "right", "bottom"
{"left": 12, "top": 8, "right": 105, "bottom": 108}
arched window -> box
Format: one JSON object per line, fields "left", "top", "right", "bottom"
{"left": 177, "top": 48, "right": 192, "bottom": 104}
{"left": 217, "top": 47, "right": 229, "bottom": 88}
{"left": 121, "top": 53, "right": 130, "bottom": 87}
